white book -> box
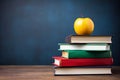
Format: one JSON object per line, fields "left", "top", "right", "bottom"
{"left": 58, "top": 43, "right": 110, "bottom": 51}
{"left": 54, "top": 67, "right": 112, "bottom": 75}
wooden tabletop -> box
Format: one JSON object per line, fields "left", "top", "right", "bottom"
{"left": 0, "top": 66, "right": 120, "bottom": 80}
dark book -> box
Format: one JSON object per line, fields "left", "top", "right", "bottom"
{"left": 65, "top": 35, "right": 112, "bottom": 43}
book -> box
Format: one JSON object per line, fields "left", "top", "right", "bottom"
{"left": 59, "top": 43, "right": 110, "bottom": 51}
{"left": 54, "top": 66, "right": 112, "bottom": 75}
{"left": 65, "top": 35, "right": 112, "bottom": 43}
{"left": 53, "top": 56, "right": 113, "bottom": 67}
{"left": 62, "top": 50, "right": 112, "bottom": 58}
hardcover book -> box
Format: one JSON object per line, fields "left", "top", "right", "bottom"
{"left": 62, "top": 50, "right": 112, "bottom": 58}
{"left": 59, "top": 43, "right": 110, "bottom": 51}
{"left": 54, "top": 66, "right": 112, "bottom": 75}
{"left": 65, "top": 35, "right": 112, "bottom": 43}
{"left": 53, "top": 56, "right": 113, "bottom": 67}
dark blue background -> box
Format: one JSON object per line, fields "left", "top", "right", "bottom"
{"left": 0, "top": 0, "right": 120, "bottom": 65}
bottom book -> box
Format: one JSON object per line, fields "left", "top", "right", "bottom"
{"left": 54, "top": 66, "right": 112, "bottom": 75}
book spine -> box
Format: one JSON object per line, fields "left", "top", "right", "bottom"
{"left": 65, "top": 35, "right": 72, "bottom": 43}
{"left": 63, "top": 50, "right": 112, "bottom": 58}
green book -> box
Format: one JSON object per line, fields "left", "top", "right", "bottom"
{"left": 62, "top": 50, "right": 112, "bottom": 58}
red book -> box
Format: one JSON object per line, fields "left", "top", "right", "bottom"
{"left": 53, "top": 56, "right": 113, "bottom": 67}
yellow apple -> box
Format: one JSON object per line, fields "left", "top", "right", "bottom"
{"left": 74, "top": 17, "right": 94, "bottom": 35}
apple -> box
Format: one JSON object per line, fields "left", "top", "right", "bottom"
{"left": 74, "top": 17, "right": 94, "bottom": 35}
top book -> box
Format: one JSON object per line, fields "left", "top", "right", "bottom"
{"left": 65, "top": 35, "right": 112, "bottom": 43}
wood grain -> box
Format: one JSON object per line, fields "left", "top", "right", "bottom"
{"left": 0, "top": 66, "right": 120, "bottom": 80}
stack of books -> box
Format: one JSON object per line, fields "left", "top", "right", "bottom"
{"left": 53, "top": 35, "right": 113, "bottom": 75}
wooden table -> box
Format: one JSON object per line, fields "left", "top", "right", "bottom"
{"left": 0, "top": 66, "right": 120, "bottom": 80}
